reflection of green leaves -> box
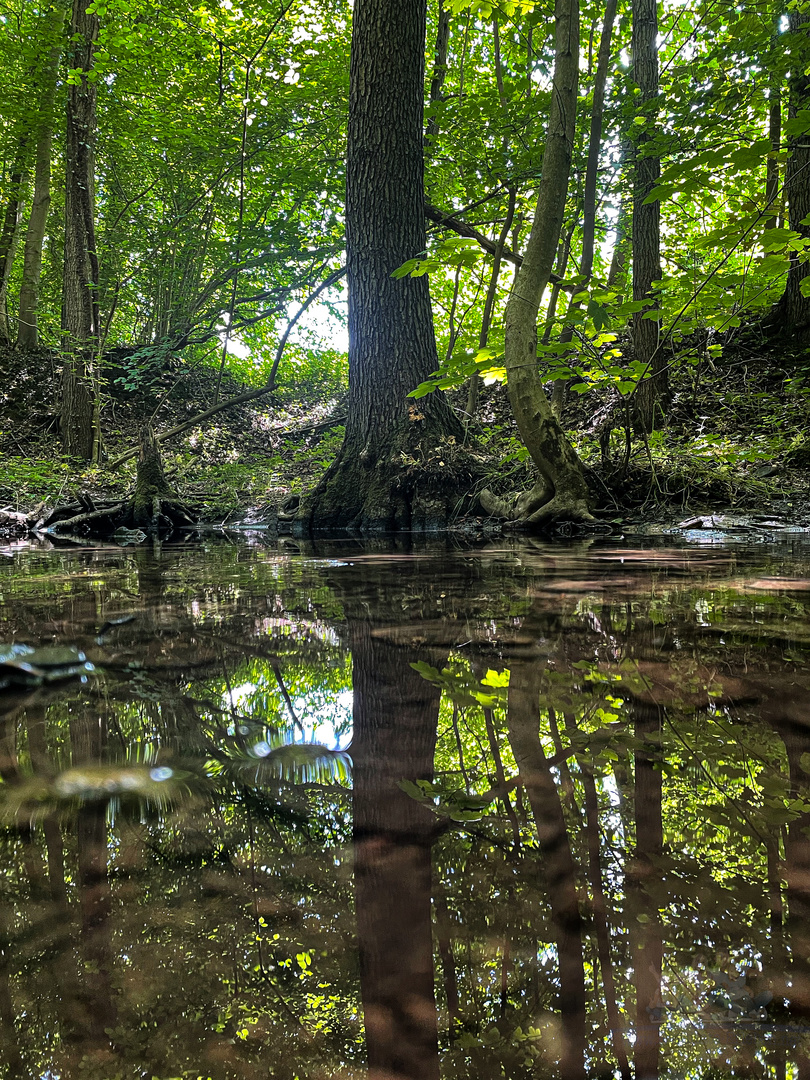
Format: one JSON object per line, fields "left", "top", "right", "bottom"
{"left": 399, "top": 777, "right": 517, "bottom": 821}
{"left": 411, "top": 661, "right": 508, "bottom": 707}
{"left": 220, "top": 743, "right": 352, "bottom": 785}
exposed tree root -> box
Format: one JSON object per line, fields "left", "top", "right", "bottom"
{"left": 479, "top": 479, "right": 594, "bottom": 529}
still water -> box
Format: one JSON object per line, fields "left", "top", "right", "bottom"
{"left": 0, "top": 534, "right": 809, "bottom": 1080}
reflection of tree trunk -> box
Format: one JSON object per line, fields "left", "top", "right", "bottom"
{"left": 506, "top": 663, "right": 586, "bottom": 1080}
{"left": 433, "top": 875, "right": 460, "bottom": 1037}
{"left": 629, "top": 704, "right": 663, "bottom": 1080}
{"left": 25, "top": 704, "right": 67, "bottom": 904}
{"left": 0, "top": 891, "right": 24, "bottom": 1079}
{"left": 777, "top": 718, "right": 810, "bottom": 1077}
{"left": 70, "top": 711, "right": 118, "bottom": 1057}
{"left": 351, "top": 623, "right": 441, "bottom": 1080}
{"left": 567, "top": 714, "right": 631, "bottom": 1080}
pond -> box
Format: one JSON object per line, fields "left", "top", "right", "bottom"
{"left": 0, "top": 533, "right": 809, "bottom": 1080}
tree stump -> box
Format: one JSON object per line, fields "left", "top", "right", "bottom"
{"left": 131, "top": 425, "right": 194, "bottom": 532}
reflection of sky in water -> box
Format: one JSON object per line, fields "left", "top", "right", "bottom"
{"left": 228, "top": 682, "right": 353, "bottom": 750}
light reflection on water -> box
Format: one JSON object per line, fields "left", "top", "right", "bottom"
{"left": 0, "top": 535, "right": 808, "bottom": 1078}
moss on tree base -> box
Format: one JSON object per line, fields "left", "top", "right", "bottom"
{"left": 296, "top": 424, "right": 480, "bottom": 533}
{"left": 129, "top": 425, "right": 194, "bottom": 532}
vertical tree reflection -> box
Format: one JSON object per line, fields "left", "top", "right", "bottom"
{"left": 628, "top": 702, "right": 664, "bottom": 1080}
{"left": 351, "top": 619, "right": 442, "bottom": 1080}
{"left": 67, "top": 709, "right": 118, "bottom": 1070}
{"left": 506, "top": 660, "right": 587, "bottom": 1080}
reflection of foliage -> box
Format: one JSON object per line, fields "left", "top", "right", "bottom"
{"left": 215, "top": 743, "right": 352, "bottom": 786}
{"left": 1, "top": 542, "right": 810, "bottom": 1077}
{"left": 0, "top": 762, "right": 204, "bottom": 822}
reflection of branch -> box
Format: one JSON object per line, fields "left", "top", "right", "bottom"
{"left": 271, "top": 661, "right": 304, "bottom": 735}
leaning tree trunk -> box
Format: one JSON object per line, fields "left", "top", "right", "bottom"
{"left": 297, "top": 0, "right": 464, "bottom": 534}
{"left": 629, "top": 0, "right": 665, "bottom": 432}
{"left": 772, "top": 10, "right": 810, "bottom": 338}
{"left": 60, "top": 0, "right": 100, "bottom": 460}
{"left": 18, "top": 4, "right": 65, "bottom": 350}
{"left": 480, "top": 0, "right": 593, "bottom": 527}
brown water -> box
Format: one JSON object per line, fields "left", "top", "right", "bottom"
{"left": 1, "top": 534, "right": 810, "bottom": 1080}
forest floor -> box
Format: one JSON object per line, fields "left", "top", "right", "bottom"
{"left": 1, "top": 326, "right": 809, "bottom": 535}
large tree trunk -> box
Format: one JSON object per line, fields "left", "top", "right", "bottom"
{"left": 772, "top": 11, "right": 810, "bottom": 338}
{"left": 630, "top": 0, "right": 665, "bottom": 431}
{"left": 18, "top": 5, "right": 65, "bottom": 350}
{"left": 298, "top": 0, "right": 463, "bottom": 534}
{"left": 60, "top": 0, "right": 100, "bottom": 460}
{"left": 482, "top": 0, "right": 593, "bottom": 528}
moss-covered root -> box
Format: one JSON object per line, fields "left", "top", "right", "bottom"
{"left": 131, "top": 425, "right": 194, "bottom": 532}
{"left": 479, "top": 479, "right": 594, "bottom": 529}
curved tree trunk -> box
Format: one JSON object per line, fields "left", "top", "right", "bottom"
{"left": 298, "top": 0, "right": 463, "bottom": 534}
{"left": 60, "top": 0, "right": 100, "bottom": 460}
{"left": 483, "top": 0, "right": 593, "bottom": 527}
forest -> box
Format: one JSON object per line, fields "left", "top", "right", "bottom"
{"left": 1, "top": 0, "right": 810, "bottom": 533}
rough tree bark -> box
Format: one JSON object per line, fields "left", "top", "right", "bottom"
{"left": 630, "top": 0, "right": 665, "bottom": 431}
{"left": 772, "top": 11, "right": 810, "bottom": 338}
{"left": 60, "top": 0, "right": 100, "bottom": 460}
{"left": 18, "top": 4, "right": 66, "bottom": 350}
{"left": 130, "top": 425, "right": 193, "bottom": 533}
{"left": 297, "top": 0, "right": 464, "bottom": 533}
{"left": 0, "top": 138, "right": 29, "bottom": 343}
{"left": 480, "top": 0, "right": 593, "bottom": 527}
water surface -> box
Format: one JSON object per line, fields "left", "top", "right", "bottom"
{"left": 0, "top": 535, "right": 809, "bottom": 1079}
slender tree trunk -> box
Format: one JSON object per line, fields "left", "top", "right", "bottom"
{"left": 773, "top": 11, "right": 810, "bottom": 338}
{"left": 764, "top": 18, "right": 783, "bottom": 232}
{"left": 607, "top": 138, "right": 634, "bottom": 292}
{"left": 60, "top": 0, "right": 100, "bottom": 460}
{"left": 542, "top": 219, "right": 577, "bottom": 344}
{"left": 0, "top": 139, "right": 29, "bottom": 343}
{"left": 550, "top": 0, "right": 618, "bottom": 419}
{"left": 300, "top": 0, "right": 462, "bottom": 533}
{"left": 466, "top": 189, "right": 516, "bottom": 421}
{"left": 630, "top": 0, "right": 665, "bottom": 431}
{"left": 482, "top": 0, "right": 592, "bottom": 527}
{"left": 425, "top": 2, "right": 450, "bottom": 146}
{"left": 18, "top": 7, "right": 66, "bottom": 350}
